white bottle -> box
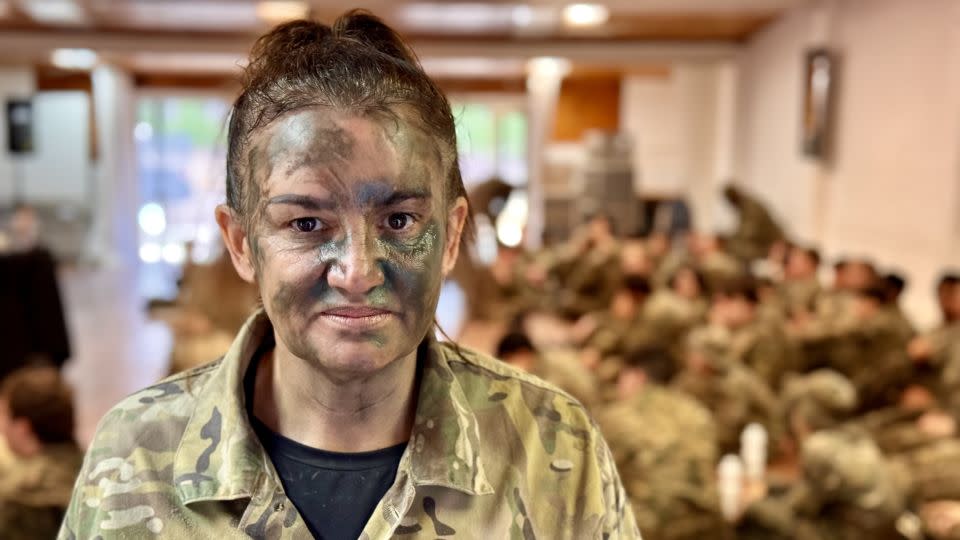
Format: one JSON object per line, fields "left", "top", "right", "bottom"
{"left": 740, "top": 422, "right": 768, "bottom": 483}
{"left": 717, "top": 454, "right": 744, "bottom": 522}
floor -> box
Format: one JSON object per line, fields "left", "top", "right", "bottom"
{"left": 60, "top": 266, "right": 172, "bottom": 446}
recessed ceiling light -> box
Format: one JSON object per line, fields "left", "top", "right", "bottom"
{"left": 256, "top": 1, "right": 308, "bottom": 24}
{"left": 562, "top": 3, "right": 609, "bottom": 27}
{"left": 22, "top": 0, "right": 86, "bottom": 25}
{"left": 51, "top": 48, "right": 97, "bottom": 70}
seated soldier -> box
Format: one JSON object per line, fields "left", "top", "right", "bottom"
{"left": 620, "top": 237, "right": 653, "bottom": 279}
{"left": 687, "top": 233, "right": 744, "bottom": 294}
{"left": 739, "top": 371, "right": 908, "bottom": 540}
{"left": 641, "top": 265, "right": 709, "bottom": 356}
{"left": 881, "top": 272, "right": 916, "bottom": 343}
{"left": 672, "top": 324, "right": 781, "bottom": 454}
{"left": 909, "top": 273, "right": 960, "bottom": 386}
{"left": 721, "top": 184, "right": 787, "bottom": 264}
{"left": 898, "top": 438, "right": 960, "bottom": 540}
{"left": 495, "top": 330, "right": 599, "bottom": 407}
{"left": 574, "top": 276, "right": 652, "bottom": 382}
{"left": 594, "top": 348, "right": 727, "bottom": 540}
{"left": 828, "top": 286, "right": 914, "bottom": 412}
{"left": 711, "top": 277, "right": 797, "bottom": 390}
{"left": 0, "top": 366, "right": 82, "bottom": 540}
{"left": 780, "top": 244, "right": 823, "bottom": 317}
{"left": 553, "top": 213, "right": 622, "bottom": 318}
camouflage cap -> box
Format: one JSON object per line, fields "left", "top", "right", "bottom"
{"left": 686, "top": 325, "right": 733, "bottom": 370}
{"left": 783, "top": 370, "right": 858, "bottom": 429}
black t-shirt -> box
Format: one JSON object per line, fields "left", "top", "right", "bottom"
{"left": 244, "top": 354, "right": 406, "bottom": 540}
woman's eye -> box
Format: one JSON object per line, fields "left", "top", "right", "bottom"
{"left": 292, "top": 218, "right": 321, "bottom": 233}
{"left": 386, "top": 213, "right": 414, "bottom": 231}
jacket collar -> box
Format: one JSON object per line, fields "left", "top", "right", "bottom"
{"left": 172, "top": 309, "right": 492, "bottom": 505}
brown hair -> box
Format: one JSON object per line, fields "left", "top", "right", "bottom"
{"left": 0, "top": 366, "right": 75, "bottom": 444}
{"left": 226, "top": 10, "right": 468, "bottom": 230}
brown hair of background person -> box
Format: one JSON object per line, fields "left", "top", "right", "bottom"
{"left": 937, "top": 272, "right": 960, "bottom": 323}
{"left": 0, "top": 365, "right": 74, "bottom": 445}
{"left": 0, "top": 366, "right": 82, "bottom": 540}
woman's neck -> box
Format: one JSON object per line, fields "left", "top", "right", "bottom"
{"left": 251, "top": 341, "right": 420, "bottom": 453}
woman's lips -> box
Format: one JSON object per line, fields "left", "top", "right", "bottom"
{"left": 319, "top": 306, "right": 395, "bottom": 330}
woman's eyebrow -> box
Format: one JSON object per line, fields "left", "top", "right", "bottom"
{"left": 266, "top": 194, "right": 336, "bottom": 210}
{"left": 379, "top": 189, "right": 431, "bottom": 207}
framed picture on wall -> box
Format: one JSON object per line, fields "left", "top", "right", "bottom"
{"left": 802, "top": 48, "right": 835, "bottom": 159}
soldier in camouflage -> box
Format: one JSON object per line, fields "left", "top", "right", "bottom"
{"left": 721, "top": 184, "right": 787, "bottom": 264}
{"left": 60, "top": 11, "right": 637, "bottom": 540}
{"left": 595, "top": 347, "right": 727, "bottom": 540}
{"left": 0, "top": 366, "right": 83, "bottom": 540}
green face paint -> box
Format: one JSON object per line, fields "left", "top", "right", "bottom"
{"left": 247, "top": 107, "right": 452, "bottom": 375}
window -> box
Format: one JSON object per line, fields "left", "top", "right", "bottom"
{"left": 135, "top": 95, "right": 229, "bottom": 298}
{"left": 452, "top": 98, "right": 527, "bottom": 187}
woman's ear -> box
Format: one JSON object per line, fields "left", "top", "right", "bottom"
{"left": 216, "top": 204, "right": 257, "bottom": 283}
{"left": 441, "top": 197, "right": 469, "bottom": 276}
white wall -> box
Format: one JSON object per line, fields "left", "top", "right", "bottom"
{"left": 620, "top": 62, "right": 738, "bottom": 232}
{"left": 734, "top": 0, "right": 960, "bottom": 326}
{"left": 21, "top": 91, "right": 91, "bottom": 205}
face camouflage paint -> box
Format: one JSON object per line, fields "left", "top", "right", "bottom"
{"left": 247, "top": 107, "right": 452, "bottom": 375}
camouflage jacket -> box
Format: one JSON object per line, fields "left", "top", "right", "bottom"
{"left": 59, "top": 311, "right": 639, "bottom": 539}
{"left": 0, "top": 442, "right": 82, "bottom": 540}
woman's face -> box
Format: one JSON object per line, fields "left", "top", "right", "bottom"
{"left": 223, "top": 108, "right": 466, "bottom": 376}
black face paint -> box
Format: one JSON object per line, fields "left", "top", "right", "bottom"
{"left": 250, "top": 108, "right": 451, "bottom": 373}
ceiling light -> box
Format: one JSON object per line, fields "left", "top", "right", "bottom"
{"left": 22, "top": 0, "right": 85, "bottom": 25}
{"left": 562, "top": 3, "right": 609, "bottom": 27}
{"left": 256, "top": 1, "right": 308, "bottom": 24}
{"left": 420, "top": 57, "right": 527, "bottom": 79}
{"left": 400, "top": 3, "right": 516, "bottom": 32}
{"left": 51, "top": 48, "right": 97, "bottom": 70}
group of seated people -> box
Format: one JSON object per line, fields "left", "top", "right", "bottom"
{"left": 480, "top": 186, "right": 960, "bottom": 540}
{"left": 7, "top": 185, "right": 960, "bottom": 538}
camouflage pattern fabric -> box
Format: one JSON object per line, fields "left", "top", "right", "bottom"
{"left": 729, "top": 320, "right": 798, "bottom": 390}
{"left": 59, "top": 310, "right": 640, "bottom": 539}
{"left": 0, "top": 442, "right": 82, "bottom": 540}
{"left": 673, "top": 325, "right": 782, "bottom": 453}
{"left": 724, "top": 188, "right": 786, "bottom": 263}
{"left": 741, "top": 427, "right": 906, "bottom": 540}
{"left": 594, "top": 385, "right": 725, "bottom": 540}
{"left": 780, "top": 278, "right": 823, "bottom": 316}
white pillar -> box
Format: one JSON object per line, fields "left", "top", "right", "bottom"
{"left": 525, "top": 57, "right": 569, "bottom": 249}
{"left": 91, "top": 64, "right": 138, "bottom": 267}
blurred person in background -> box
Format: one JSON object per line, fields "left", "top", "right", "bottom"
{"left": 60, "top": 11, "right": 637, "bottom": 539}
{"left": 641, "top": 265, "right": 709, "bottom": 358}
{"left": 722, "top": 183, "right": 787, "bottom": 264}
{"left": 6, "top": 203, "right": 41, "bottom": 253}
{"left": 672, "top": 322, "right": 781, "bottom": 454}
{"left": 553, "top": 212, "right": 622, "bottom": 318}
{"left": 0, "top": 366, "right": 82, "bottom": 540}
{"left": 781, "top": 244, "right": 823, "bottom": 317}
{"left": 595, "top": 347, "right": 727, "bottom": 540}
{"left": 710, "top": 277, "right": 797, "bottom": 390}
{"left": 495, "top": 330, "right": 598, "bottom": 407}
{"left": 738, "top": 371, "right": 907, "bottom": 540}
{"left": 687, "top": 233, "right": 743, "bottom": 294}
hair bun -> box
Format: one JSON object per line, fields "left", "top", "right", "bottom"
{"left": 247, "top": 20, "right": 331, "bottom": 79}
{"left": 332, "top": 9, "right": 419, "bottom": 66}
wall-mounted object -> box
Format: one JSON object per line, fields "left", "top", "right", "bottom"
{"left": 801, "top": 48, "right": 836, "bottom": 160}
{"left": 6, "top": 99, "right": 34, "bottom": 155}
